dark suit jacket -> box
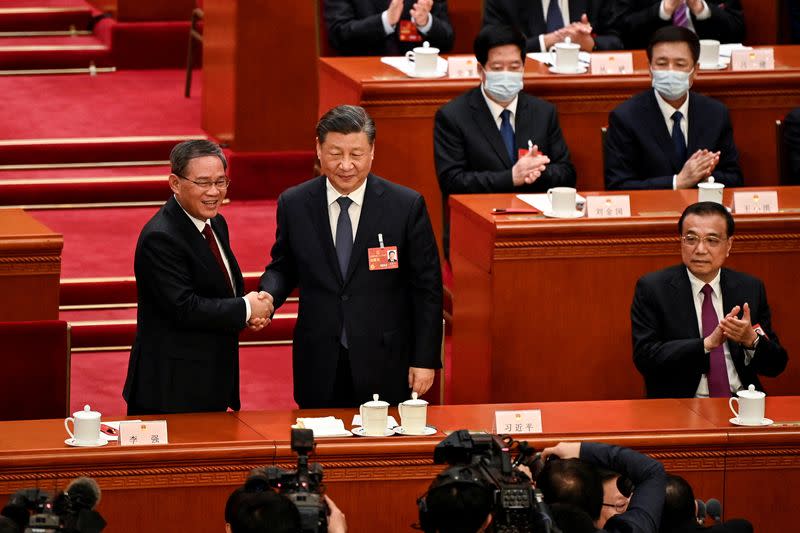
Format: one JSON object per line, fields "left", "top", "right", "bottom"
{"left": 605, "top": 90, "right": 743, "bottom": 190}
{"left": 325, "top": 0, "right": 454, "bottom": 56}
{"left": 783, "top": 107, "right": 800, "bottom": 183}
{"left": 631, "top": 265, "right": 788, "bottom": 399}
{"left": 259, "top": 174, "right": 443, "bottom": 408}
{"left": 434, "top": 87, "right": 576, "bottom": 254}
{"left": 665, "top": 519, "right": 753, "bottom": 533}
{"left": 123, "top": 196, "right": 246, "bottom": 413}
{"left": 483, "top": 0, "right": 624, "bottom": 52}
{"left": 617, "top": 0, "right": 745, "bottom": 49}
{"left": 580, "top": 443, "right": 666, "bottom": 533}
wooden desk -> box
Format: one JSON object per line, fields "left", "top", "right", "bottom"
{"left": 1, "top": 398, "right": 798, "bottom": 533}
{"left": 319, "top": 47, "right": 800, "bottom": 254}
{"left": 0, "top": 209, "right": 62, "bottom": 320}
{"left": 449, "top": 187, "right": 800, "bottom": 405}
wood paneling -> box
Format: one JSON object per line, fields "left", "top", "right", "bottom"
{"left": 318, "top": 47, "right": 800, "bottom": 255}
{"left": 1, "top": 399, "right": 799, "bottom": 533}
{"left": 449, "top": 188, "right": 800, "bottom": 405}
{"left": 0, "top": 210, "right": 62, "bottom": 321}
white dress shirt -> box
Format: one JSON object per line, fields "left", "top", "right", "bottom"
{"left": 654, "top": 89, "right": 690, "bottom": 190}
{"left": 175, "top": 196, "right": 249, "bottom": 321}
{"left": 326, "top": 177, "right": 368, "bottom": 244}
{"left": 538, "top": 0, "right": 572, "bottom": 52}
{"left": 686, "top": 268, "right": 752, "bottom": 397}
{"left": 659, "top": 0, "right": 712, "bottom": 33}
{"left": 481, "top": 83, "right": 519, "bottom": 132}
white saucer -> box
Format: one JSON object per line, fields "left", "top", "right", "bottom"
{"left": 393, "top": 425, "right": 437, "bottom": 436}
{"left": 699, "top": 62, "right": 728, "bottom": 71}
{"left": 65, "top": 437, "right": 108, "bottom": 447}
{"left": 549, "top": 65, "right": 587, "bottom": 75}
{"left": 729, "top": 417, "right": 773, "bottom": 427}
{"left": 407, "top": 70, "right": 447, "bottom": 78}
{"left": 543, "top": 209, "right": 584, "bottom": 219}
{"left": 351, "top": 426, "right": 395, "bottom": 437}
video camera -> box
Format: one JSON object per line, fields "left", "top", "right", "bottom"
{"left": 419, "top": 430, "right": 561, "bottom": 533}
{"left": 2, "top": 478, "right": 106, "bottom": 533}
{"left": 245, "top": 428, "right": 328, "bottom": 533}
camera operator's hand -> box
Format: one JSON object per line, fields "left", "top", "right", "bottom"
{"left": 541, "top": 441, "right": 581, "bottom": 462}
{"left": 324, "top": 495, "right": 347, "bottom": 533}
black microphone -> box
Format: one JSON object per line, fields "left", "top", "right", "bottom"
{"left": 695, "top": 499, "right": 707, "bottom": 525}
{"left": 53, "top": 477, "right": 106, "bottom": 533}
{"left": 65, "top": 477, "right": 101, "bottom": 511}
{"left": 706, "top": 498, "right": 722, "bottom": 524}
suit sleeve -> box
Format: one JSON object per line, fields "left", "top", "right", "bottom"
{"left": 421, "top": 1, "right": 454, "bottom": 53}
{"left": 693, "top": 0, "right": 745, "bottom": 44}
{"left": 631, "top": 278, "right": 709, "bottom": 377}
{"left": 137, "top": 231, "right": 246, "bottom": 331}
{"left": 258, "top": 194, "right": 298, "bottom": 310}
{"left": 591, "top": 1, "right": 625, "bottom": 51}
{"left": 580, "top": 443, "right": 665, "bottom": 533}
{"left": 617, "top": 0, "right": 666, "bottom": 48}
{"left": 748, "top": 280, "right": 788, "bottom": 377}
{"left": 535, "top": 106, "right": 576, "bottom": 189}
{"left": 605, "top": 108, "right": 674, "bottom": 190}
{"left": 434, "top": 106, "right": 515, "bottom": 193}
{"left": 783, "top": 109, "right": 800, "bottom": 183}
{"left": 483, "top": 0, "right": 542, "bottom": 52}
{"left": 325, "top": 0, "right": 387, "bottom": 54}
{"left": 709, "top": 106, "right": 743, "bottom": 187}
{"left": 405, "top": 194, "right": 443, "bottom": 368}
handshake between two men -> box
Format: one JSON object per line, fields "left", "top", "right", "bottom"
{"left": 244, "top": 291, "right": 274, "bottom": 331}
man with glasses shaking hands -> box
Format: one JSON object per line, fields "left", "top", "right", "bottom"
{"left": 630, "top": 202, "right": 787, "bottom": 399}
{"left": 124, "top": 140, "right": 273, "bottom": 415}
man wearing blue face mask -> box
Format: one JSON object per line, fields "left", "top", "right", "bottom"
{"left": 433, "top": 24, "right": 576, "bottom": 256}
{"left": 604, "top": 26, "right": 742, "bottom": 191}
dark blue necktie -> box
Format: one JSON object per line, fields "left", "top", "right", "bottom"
{"left": 335, "top": 196, "right": 353, "bottom": 348}
{"left": 546, "top": 0, "right": 565, "bottom": 33}
{"left": 672, "top": 111, "right": 687, "bottom": 164}
{"left": 500, "top": 109, "right": 516, "bottom": 163}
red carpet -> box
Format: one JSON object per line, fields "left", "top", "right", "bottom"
{"left": 31, "top": 200, "right": 278, "bottom": 278}
{"left": 70, "top": 345, "right": 297, "bottom": 417}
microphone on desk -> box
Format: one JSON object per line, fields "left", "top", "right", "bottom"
{"left": 695, "top": 499, "right": 707, "bottom": 525}
{"left": 706, "top": 498, "right": 723, "bottom": 524}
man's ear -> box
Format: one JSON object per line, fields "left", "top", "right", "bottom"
{"left": 168, "top": 174, "right": 181, "bottom": 195}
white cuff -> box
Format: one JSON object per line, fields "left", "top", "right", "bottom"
{"left": 417, "top": 13, "right": 433, "bottom": 33}
{"left": 659, "top": 1, "right": 671, "bottom": 20}
{"left": 539, "top": 34, "right": 547, "bottom": 53}
{"left": 381, "top": 10, "right": 396, "bottom": 35}
{"left": 743, "top": 348, "right": 754, "bottom": 365}
{"left": 672, "top": 175, "right": 678, "bottom": 190}
{"left": 695, "top": 1, "right": 711, "bottom": 20}
{"left": 242, "top": 296, "right": 251, "bottom": 323}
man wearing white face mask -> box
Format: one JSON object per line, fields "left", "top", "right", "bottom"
{"left": 604, "top": 26, "right": 742, "bottom": 191}
{"left": 433, "top": 25, "right": 576, "bottom": 256}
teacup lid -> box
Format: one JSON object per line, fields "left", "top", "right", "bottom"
{"left": 415, "top": 41, "right": 439, "bottom": 54}
{"left": 74, "top": 404, "right": 101, "bottom": 419}
{"left": 738, "top": 384, "right": 765, "bottom": 399}
{"left": 363, "top": 394, "right": 389, "bottom": 408}
{"left": 557, "top": 37, "right": 579, "bottom": 49}
{"left": 402, "top": 392, "right": 428, "bottom": 406}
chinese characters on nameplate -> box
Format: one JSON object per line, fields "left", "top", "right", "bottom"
{"left": 119, "top": 420, "right": 169, "bottom": 446}
{"left": 586, "top": 195, "right": 631, "bottom": 218}
{"left": 494, "top": 410, "right": 543, "bottom": 434}
{"left": 733, "top": 191, "right": 779, "bottom": 214}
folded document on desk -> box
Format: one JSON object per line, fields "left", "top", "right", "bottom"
{"left": 294, "top": 416, "right": 352, "bottom": 437}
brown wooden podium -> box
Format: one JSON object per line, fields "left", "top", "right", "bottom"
{"left": 449, "top": 187, "right": 800, "bottom": 405}
{"left": 0, "top": 209, "right": 62, "bottom": 321}
{"left": 319, "top": 47, "right": 800, "bottom": 255}
{"left": 1, "top": 398, "right": 799, "bottom": 533}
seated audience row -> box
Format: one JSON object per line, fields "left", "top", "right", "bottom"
{"left": 323, "top": 0, "right": 746, "bottom": 56}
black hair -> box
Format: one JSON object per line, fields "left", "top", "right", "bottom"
{"left": 678, "top": 201, "right": 735, "bottom": 237}
{"left": 660, "top": 474, "right": 696, "bottom": 532}
{"left": 647, "top": 26, "right": 701, "bottom": 64}
{"left": 316, "top": 104, "right": 375, "bottom": 144}
{"left": 169, "top": 139, "right": 227, "bottom": 177}
{"left": 537, "top": 459, "right": 603, "bottom": 521}
{"left": 226, "top": 489, "right": 301, "bottom": 533}
{"left": 473, "top": 25, "right": 526, "bottom": 67}
{"left": 550, "top": 503, "right": 597, "bottom": 533}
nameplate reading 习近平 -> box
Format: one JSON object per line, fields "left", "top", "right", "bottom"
{"left": 494, "top": 410, "right": 542, "bottom": 434}
{"left": 119, "top": 420, "right": 169, "bottom": 446}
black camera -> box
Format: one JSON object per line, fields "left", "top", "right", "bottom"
{"left": 419, "top": 430, "right": 560, "bottom": 533}
{"left": 245, "top": 428, "right": 328, "bottom": 533}
{"left": 3, "top": 478, "right": 106, "bottom": 533}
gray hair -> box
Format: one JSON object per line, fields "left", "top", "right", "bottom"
{"left": 170, "top": 139, "right": 227, "bottom": 177}
{"left": 316, "top": 105, "right": 376, "bottom": 144}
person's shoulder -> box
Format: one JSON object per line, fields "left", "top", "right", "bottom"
{"left": 611, "top": 90, "right": 652, "bottom": 119}
{"left": 438, "top": 87, "right": 481, "bottom": 117}
{"left": 278, "top": 175, "right": 326, "bottom": 202}
{"left": 690, "top": 91, "right": 728, "bottom": 114}
{"left": 638, "top": 264, "right": 686, "bottom": 286}
{"left": 369, "top": 174, "right": 422, "bottom": 203}
{"left": 721, "top": 267, "right": 764, "bottom": 288}
{"left": 519, "top": 92, "right": 557, "bottom": 114}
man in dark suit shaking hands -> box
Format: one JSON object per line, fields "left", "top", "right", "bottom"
{"left": 259, "top": 105, "right": 443, "bottom": 409}
{"left": 123, "top": 140, "right": 273, "bottom": 415}
{"left": 604, "top": 26, "right": 742, "bottom": 190}
{"left": 632, "top": 202, "right": 787, "bottom": 398}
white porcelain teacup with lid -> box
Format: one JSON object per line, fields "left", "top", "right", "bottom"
{"left": 399, "top": 392, "right": 429, "bottom": 435}
{"left": 360, "top": 394, "right": 389, "bottom": 436}
{"left": 729, "top": 384, "right": 766, "bottom": 425}
{"left": 64, "top": 404, "right": 102, "bottom": 445}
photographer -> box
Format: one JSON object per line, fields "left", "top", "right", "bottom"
{"left": 419, "top": 468, "right": 494, "bottom": 533}
{"left": 661, "top": 474, "right": 752, "bottom": 533}
{"left": 539, "top": 442, "right": 666, "bottom": 533}
{"left": 224, "top": 487, "right": 347, "bottom": 533}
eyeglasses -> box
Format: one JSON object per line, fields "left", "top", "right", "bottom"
{"left": 681, "top": 234, "right": 727, "bottom": 248}
{"left": 602, "top": 502, "right": 628, "bottom": 513}
{"left": 177, "top": 174, "right": 230, "bottom": 190}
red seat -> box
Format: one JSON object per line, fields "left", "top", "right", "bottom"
{"left": 0, "top": 321, "right": 70, "bottom": 421}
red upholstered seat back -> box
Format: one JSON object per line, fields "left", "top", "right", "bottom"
{"left": 0, "top": 321, "right": 69, "bottom": 421}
